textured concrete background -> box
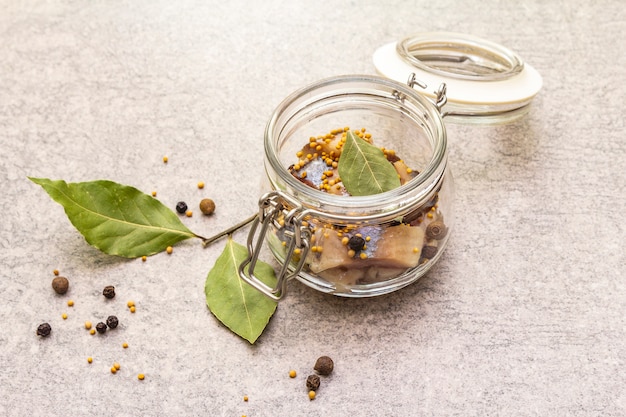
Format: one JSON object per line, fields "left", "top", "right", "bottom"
{"left": 0, "top": 1, "right": 624, "bottom": 416}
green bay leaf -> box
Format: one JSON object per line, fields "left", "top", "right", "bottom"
{"left": 29, "top": 177, "right": 197, "bottom": 258}
{"left": 205, "top": 238, "right": 277, "bottom": 344}
{"left": 338, "top": 130, "right": 401, "bottom": 196}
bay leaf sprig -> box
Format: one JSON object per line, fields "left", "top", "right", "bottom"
{"left": 30, "top": 177, "right": 277, "bottom": 344}
{"left": 337, "top": 130, "right": 401, "bottom": 196}
{"left": 29, "top": 178, "right": 202, "bottom": 258}
{"left": 205, "top": 237, "right": 278, "bottom": 344}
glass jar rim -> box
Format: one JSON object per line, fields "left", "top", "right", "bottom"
{"left": 396, "top": 32, "right": 525, "bottom": 81}
{"left": 264, "top": 74, "right": 448, "bottom": 220}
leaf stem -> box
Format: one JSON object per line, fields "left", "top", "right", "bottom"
{"left": 201, "top": 214, "right": 257, "bottom": 247}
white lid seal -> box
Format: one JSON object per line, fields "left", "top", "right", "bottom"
{"left": 373, "top": 32, "right": 543, "bottom": 124}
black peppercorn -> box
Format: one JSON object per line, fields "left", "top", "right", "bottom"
{"left": 103, "top": 285, "right": 115, "bottom": 299}
{"left": 176, "top": 201, "right": 188, "bottom": 214}
{"left": 106, "top": 315, "right": 119, "bottom": 329}
{"left": 314, "top": 356, "right": 334, "bottom": 376}
{"left": 347, "top": 236, "right": 366, "bottom": 252}
{"left": 96, "top": 322, "right": 107, "bottom": 334}
{"left": 421, "top": 245, "right": 438, "bottom": 260}
{"left": 36, "top": 323, "right": 52, "bottom": 337}
{"left": 306, "top": 374, "right": 321, "bottom": 391}
{"left": 51, "top": 276, "right": 69, "bottom": 294}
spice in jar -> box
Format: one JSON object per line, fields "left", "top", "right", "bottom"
{"left": 103, "top": 285, "right": 115, "bottom": 299}
{"left": 426, "top": 220, "right": 447, "bottom": 240}
{"left": 36, "top": 323, "right": 52, "bottom": 337}
{"left": 106, "top": 315, "right": 119, "bottom": 329}
{"left": 306, "top": 374, "right": 321, "bottom": 391}
{"left": 51, "top": 276, "right": 69, "bottom": 294}
{"left": 314, "top": 356, "right": 334, "bottom": 376}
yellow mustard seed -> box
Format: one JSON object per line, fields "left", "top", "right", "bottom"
{"left": 138, "top": 373, "right": 145, "bottom": 380}
{"left": 243, "top": 395, "right": 249, "bottom": 402}
{"left": 127, "top": 300, "right": 135, "bottom": 308}
{"left": 316, "top": 246, "right": 323, "bottom": 253}
{"left": 294, "top": 248, "right": 301, "bottom": 255}
{"left": 365, "top": 236, "right": 371, "bottom": 242}
{"left": 90, "top": 329, "right": 96, "bottom": 335}
{"left": 84, "top": 321, "right": 92, "bottom": 330}
{"left": 130, "top": 306, "right": 136, "bottom": 313}
{"left": 360, "top": 252, "right": 368, "bottom": 260}
{"left": 62, "top": 313, "right": 68, "bottom": 320}
{"left": 185, "top": 210, "right": 192, "bottom": 217}
{"left": 341, "top": 237, "right": 349, "bottom": 245}
{"left": 310, "top": 246, "right": 317, "bottom": 253}
{"left": 197, "top": 181, "right": 205, "bottom": 189}
{"left": 113, "top": 362, "right": 121, "bottom": 370}
{"left": 413, "top": 247, "right": 420, "bottom": 253}
{"left": 67, "top": 300, "right": 74, "bottom": 307}
{"left": 308, "top": 390, "right": 316, "bottom": 400}
{"left": 427, "top": 212, "right": 434, "bottom": 219}
{"left": 162, "top": 156, "right": 168, "bottom": 163}
{"left": 141, "top": 255, "right": 147, "bottom": 262}
{"left": 289, "top": 370, "right": 297, "bottom": 378}
{"left": 347, "top": 249, "right": 356, "bottom": 258}
{"left": 296, "top": 151, "right": 303, "bottom": 157}
{"left": 87, "top": 357, "right": 93, "bottom": 364}
{"left": 53, "top": 269, "right": 59, "bottom": 276}
{"left": 166, "top": 246, "right": 173, "bottom": 254}
{"left": 151, "top": 191, "right": 157, "bottom": 197}
{"left": 300, "top": 171, "right": 307, "bottom": 179}
{"left": 122, "top": 342, "right": 129, "bottom": 349}
{"left": 110, "top": 367, "right": 117, "bottom": 374}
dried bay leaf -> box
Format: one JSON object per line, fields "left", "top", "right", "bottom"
{"left": 338, "top": 130, "right": 401, "bottom": 196}
{"left": 29, "top": 177, "right": 198, "bottom": 258}
{"left": 205, "top": 237, "right": 277, "bottom": 344}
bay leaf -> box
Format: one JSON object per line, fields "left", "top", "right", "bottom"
{"left": 337, "top": 130, "right": 401, "bottom": 196}
{"left": 29, "top": 177, "right": 198, "bottom": 258}
{"left": 205, "top": 237, "right": 277, "bottom": 344}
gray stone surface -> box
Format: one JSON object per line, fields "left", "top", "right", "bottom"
{"left": 0, "top": 1, "right": 624, "bottom": 416}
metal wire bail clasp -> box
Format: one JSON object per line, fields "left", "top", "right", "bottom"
{"left": 238, "top": 191, "right": 311, "bottom": 301}
{"left": 407, "top": 73, "right": 448, "bottom": 113}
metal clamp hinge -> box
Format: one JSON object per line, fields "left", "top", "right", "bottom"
{"left": 238, "top": 191, "right": 311, "bottom": 301}
{"left": 407, "top": 73, "right": 448, "bottom": 113}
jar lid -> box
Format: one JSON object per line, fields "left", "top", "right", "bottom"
{"left": 373, "top": 32, "right": 542, "bottom": 124}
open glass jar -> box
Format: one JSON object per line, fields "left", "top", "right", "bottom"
{"left": 239, "top": 74, "right": 453, "bottom": 299}
{"left": 235, "top": 32, "right": 541, "bottom": 300}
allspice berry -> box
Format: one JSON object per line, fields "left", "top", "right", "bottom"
{"left": 314, "top": 356, "right": 334, "bottom": 376}
{"left": 103, "top": 285, "right": 115, "bottom": 299}
{"left": 51, "top": 276, "right": 69, "bottom": 295}
{"left": 306, "top": 374, "right": 321, "bottom": 391}
{"left": 426, "top": 220, "right": 447, "bottom": 240}
{"left": 199, "top": 198, "right": 216, "bottom": 215}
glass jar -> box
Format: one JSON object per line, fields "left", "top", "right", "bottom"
{"left": 239, "top": 74, "right": 453, "bottom": 299}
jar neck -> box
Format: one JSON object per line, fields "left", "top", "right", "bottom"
{"left": 264, "top": 75, "right": 448, "bottom": 221}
